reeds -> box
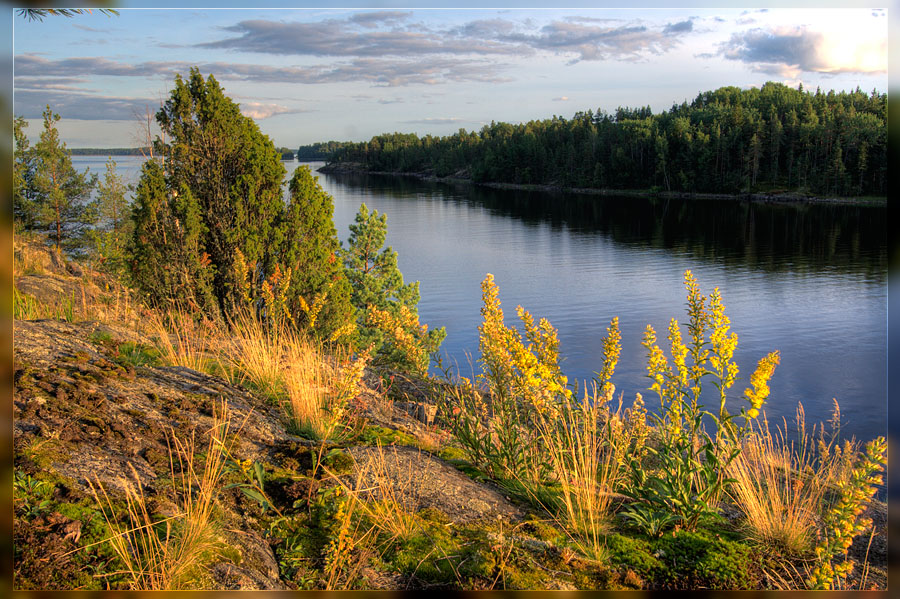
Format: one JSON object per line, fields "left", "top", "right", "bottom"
{"left": 90, "top": 400, "right": 233, "bottom": 589}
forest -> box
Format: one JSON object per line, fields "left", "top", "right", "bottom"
{"left": 326, "top": 82, "right": 886, "bottom": 197}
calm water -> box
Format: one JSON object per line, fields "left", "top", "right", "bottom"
{"left": 73, "top": 156, "right": 888, "bottom": 442}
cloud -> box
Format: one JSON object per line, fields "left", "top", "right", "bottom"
{"left": 15, "top": 54, "right": 179, "bottom": 78}
{"left": 14, "top": 89, "right": 155, "bottom": 120}
{"left": 664, "top": 19, "right": 693, "bottom": 34}
{"left": 718, "top": 26, "right": 886, "bottom": 75}
{"left": 348, "top": 11, "right": 412, "bottom": 29}
{"left": 199, "top": 18, "right": 525, "bottom": 57}
{"left": 239, "top": 102, "right": 302, "bottom": 119}
{"left": 16, "top": 52, "right": 512, "bottom": 90}
{"left": 14, "top": 76, "right": 91, "bottom": 91}
{"left": 527, "top": 20, "right": 684, "bottom": 62}
{"left": 198, "top": 14, "right": 692, "bottom": 65}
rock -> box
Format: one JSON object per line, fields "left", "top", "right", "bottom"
{"left": 346, "top": 445, "right": 524, "bottom": 524}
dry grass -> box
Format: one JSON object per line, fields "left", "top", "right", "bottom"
{"left": 284, "top": 342, "right": 369, "bottom": 441}
{"left": 90, "top": 400, "right": 233, "bottom": 590}
{"left": 332, "top": 444, "right": 423, "bottom": 543}
{"left": 145, "top": 309, "right": 220, "bottom": 375}
{"left": 726, "top": 404, "right": 847, "bottom": 555}
{"left": 532, "top": 384, "right": 630, "bottom": 561}
{"left": 225, "top": 310, "right": 289, "bottom": 396}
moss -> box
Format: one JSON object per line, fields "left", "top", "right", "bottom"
{"left": 417, "top": 507, "right": 451, "bottom": 525}
{"left": 358, "top": 425, "right": 419, "bottom": 448}
{"left": 654, "top": 528, "right": 759, "bottom": 589}
{"left": 322, "top": 449, "right": 354, "bottom": 475}
{"left": 19, "top": 437, "right": 73, "bottom": 469}
{"left": 14, "top": 479, "right": 127, "bottom": 590}
{"left": 437, "top": 445, "right": 468, "bottom": 462}
{"left": 520, "top": 516, "right": 566, "bottom": 544}
{"left": 605, "top": 533, "right": 663, "bottom": 578}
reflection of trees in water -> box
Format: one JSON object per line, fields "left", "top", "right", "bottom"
{"left": 323, "top": 171, "right": 886, "bottom": 279}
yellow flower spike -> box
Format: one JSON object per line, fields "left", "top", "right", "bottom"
{"left": 744, "top": 350, "right": 781, "bottom": 416}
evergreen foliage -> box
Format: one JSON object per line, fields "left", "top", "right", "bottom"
{"left": 343, "top": 203, "right": 446, "bottom": 368}
{"left": 328, "top": 82, "right": 886, "bottom": 197}
{"left": 129, "top": 68, "right": 354, "bottom": 341}
{"left": 129, "top": 160, "right": 217, "bottom": 314}
{"left": 90, "top": 158, "right": 133, "bottom": 277}
{"left": 280, "top": 166, "right": 355, "bottom": 341}
{"left": 26, "top": 106, "right": 98, "bottom": 252}
{"left": 13, "top": 116, "right": 37, "bottom": 230}
{"left": 153, "top": 68, "right": 287, "bottom": 315}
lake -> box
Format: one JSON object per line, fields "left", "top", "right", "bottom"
{"left": 72, "top": 155, "right": 888, "bottom": 443}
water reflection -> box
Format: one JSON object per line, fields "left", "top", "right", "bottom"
{"left": 329, "top": 171, "right": 887, "bottom": 280}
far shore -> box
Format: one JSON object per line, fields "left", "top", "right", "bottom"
{"left": 318, "top": 161, "right": 887, "bottom": 207}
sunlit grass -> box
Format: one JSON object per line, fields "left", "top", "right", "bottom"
{"left": 90, "top": 400, "right": 233, "bottom": 590}
{"left": 727, "top": 403, "right": 847, "bottom": 555}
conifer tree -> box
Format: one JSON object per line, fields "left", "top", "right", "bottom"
{"left": 30, "top": 106, "right": 97, "bottom": 253}
{"left": 91, "top": 158, "right": 133, "bottom": 276}
{"left": 280, "top": 165, "right": 355, "bottom": 341}
{"left": 129, "top": 160, "right": 217, "bottom": 313}
{"left": 13, "top": 116, "right": 37, "bottom": 231}
{"left": 131, "top": 68, "right": 355, "bottom": 339}
{"left": 154, "top": 68, "right": 286, "bottom": 314}
{"left": 343, "top": 203, "right": 445, "bottom": 368}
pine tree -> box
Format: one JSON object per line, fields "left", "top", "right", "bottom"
{"left": 31, "top": 106, "right": 97, "bottom": 253}
{"left": 343, "top": 203, "right": 445, "bottom": 369}
{"left": 91, "top": 158, "right": 133, "bottom": 276}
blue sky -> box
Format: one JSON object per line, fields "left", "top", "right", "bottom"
{"left": 12, "top": 3, "right": 890, "bottom": 148}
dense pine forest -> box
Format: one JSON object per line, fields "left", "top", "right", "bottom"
{"left": 325, "top": 82, "right": 886, "bottom": 197}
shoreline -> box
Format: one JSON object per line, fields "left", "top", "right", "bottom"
{"left": 317, "top": 162, "right": 887, "bottom": 207}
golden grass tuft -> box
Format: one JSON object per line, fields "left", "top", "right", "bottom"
{"left": 90, "top": 400, "right": 233, "bottom": 590}
{"left": 332, "top": 444, "right": 423, "bottom": 543}
{"left": 532, "top": 383, "right": 630, "bottom": 562}
{"left": 225, "top": 310, "right": 289, "bottom": 396}
{"left": 145, "top": 309, "right": 219, "bottom": 375}
{"left": 726, "top": 403, "right": 846, "bottom": 555}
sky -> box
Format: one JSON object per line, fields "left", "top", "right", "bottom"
{"left": 10, "top": 2, "right": 891, "bottom": 149}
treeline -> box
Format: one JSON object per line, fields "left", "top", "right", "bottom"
{"left": 14, "top": 70, "right": 444, "bottom": 374}
{"left": 328, "top": 82, "right": 887, "bottom": 197}
{"left": 69, "top": 147, "right": 149, "bottom": 156}
{"left": 296, "top": 141, "right": 356, "bottom": 161}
